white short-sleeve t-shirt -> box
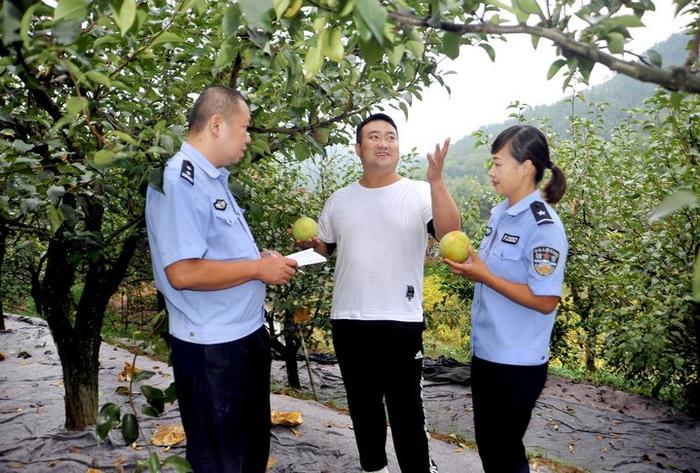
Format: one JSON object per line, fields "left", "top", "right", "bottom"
{"left": 317, "top": 178, "right": 432, "bottom": 322}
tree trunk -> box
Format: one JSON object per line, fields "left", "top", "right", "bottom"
{"left": 284, "top": 330, "right": 301, "bottom": 389}
{"left": 58, "top": 338, "right": 101, "bottom": 430}
{"left": 690, "top": 300, "right": 700, "bottom": 418}
{"left": 585, "top": 324, "right": 597, "bottom": 374}
{"left": 0, "top": 222, "right": 6, "bottom": 331}
{"left": 41, "top": 218, "right": 141, "bottom": 430}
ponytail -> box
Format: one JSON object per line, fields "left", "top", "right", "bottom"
{"left": 542, "top": 165, "right": 567, "bottom": 204}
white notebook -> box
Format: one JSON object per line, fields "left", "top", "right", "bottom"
{"left": 285, "top": 248, "right": 327, "bottom": 267}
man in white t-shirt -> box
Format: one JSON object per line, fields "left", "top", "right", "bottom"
{"left": 301, "top": 114, "right": 460, "bottom": 473}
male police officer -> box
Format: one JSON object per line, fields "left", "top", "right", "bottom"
{"left": 145, "top": 86, "right": 297, "bottom": 473}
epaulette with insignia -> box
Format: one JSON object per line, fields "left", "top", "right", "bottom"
{"left": 180, "top": 160, "right": 194, "bottom": 185}
{"left": 530, "top": 201, "right": 553, "bottom": 225}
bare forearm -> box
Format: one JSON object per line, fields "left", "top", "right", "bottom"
{"left": 165, "top": 259, "right": 261, "bottom": 291}
{"left": 430, "top": 180, "right": 461, "bottom": 240}
{"left": 482, "top": 273, "right": 560, "bottom": 314}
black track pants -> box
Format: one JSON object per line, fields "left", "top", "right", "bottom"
{"left": 170, "top": 326, "right": 271, "bottom": 473}
{"left": 332, "top": 319, "right": 438, "bottom": 473}
{"left": 471, "top": 355, "right": 547, "bottom": 473}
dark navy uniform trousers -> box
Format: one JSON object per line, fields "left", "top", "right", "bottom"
{"left": 471, "top": 355, "right": 548, "bottom": 473}
{"left": 170, "top": 326, "right": 271, "bottom": 473}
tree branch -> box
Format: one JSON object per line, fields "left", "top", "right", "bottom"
{"left": 387, "top": 12, "right": 700, "bottom": 93}
{"left": 229, "top": 53, "right": 242, "bottom": 88}
{"left": 249, "top": 105, "right": 370, "bottom": 135}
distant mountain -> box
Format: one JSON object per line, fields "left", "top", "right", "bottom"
{"left": 444, "top": 33, "right": 689, "bottom": 182}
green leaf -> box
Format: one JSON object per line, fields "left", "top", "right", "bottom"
{"left": 52, "top": 19, "right": 82, "bottom": 45}
{"left": 96, "top": 402, "right": 121, "bottom": 440}
{"left": 406, "top": 40, "right": 424, "bottom": 58}
{"left": 274, "top": 0, "right": 290, "bottom": 18}
{"left": 93, "top": 149, "right": 115, "bottom": 167}
{"left": 149, "top": 167, "right": 165, "bottom": 194}
{"left": 387, "top": 44, "right": 405, "bottom": 67}
{"left": 303, "top": 45, "right": 323, "bottom": 81}
{"left": 93, "top": 34, "right": 120, "bottom": 49}
{"left": 607, "top": 14, "right": 645, "bottom": 28}
{"left": 151, "top": 32, "right": 184, "bottom": 47}
{"left": 648, "top": 190, "right": 699, "bottom": 222}
{"left": 112, "top": 130, "right": 137, "bottom": 145}
{"left": 85, "top": 70, "right": 112, "bottom": 88}
{"left": 547, "top": 58, "right": 567, "bottom": 80}
{"left": 479, "top": 42, "right": 496, "bottom": 62}
{"left": 358, "top": 37, "right": 382, "bottom": 65}
{"left": 147, "top": 452, "right": 161, "bottom": 473}
{"left": 513, "top": 0, "right": 543, "bottom": 17}
{"left": 112, "top": 0, "right": 137, "bottom": 36}
{"left": 240, "top": 0, "right": 273, "bottom": 31}
{"left": 215, "top": 36, "right": 238, "bottom": 71}
{"left": 647, "top": 49, "right": 662, "bottom": 68}
{"left": 54, "top": 0, "right": 87, "bottom": 21}
{"left": 693, "top": 253, "right": 700, "bottom": 302}
{"left": 133, "top": 369, "right": 155, "bottom": 382}
{"left": 354, "top": 0, "right": 387, "bottom": 44}
{"left": 606, "top": 32, "right": 625, "bottom": 54}
{"left": 136, "top": 460, "right": 147, "bottom": 473}
{"left": 121, "top": 413, "right": 139, "bottom": 445}
{"left": 669, "top": 92, "right": 684, "bottom": 109}
{"left": 339, "top": 0, "right": 355, "bottom": 16}
{"left": 2, "top": 1, "right": 22, "bottom": 45}
{"left": 141, "top": 405, "right": 160, "bottom": 417}
{"left": 531, "top": 34, "right": 540, "bottom": 49}
{"left": 47, "top": 185, "right": 65, "bottom": 204}
{"left": 141, "top": 384, "right": 165, "bottom": 401}
{"left": 20, "top": 3, "right": 43, "bottom": 49}
{"left": 323, "top": 28, "right": 344, "bottom": 62}
{"left": 222, "top": 3, "right": 242, "bottom": 37}
{"left": 162, "top": 456, "right": 193, "bottom": 473}
{"left": 66, "top": 96, "right": 88, "bottom": 116}
{"left": 163, "top": 382, "right": 178, "bottom": 403}
{"left": 12, "top": 139, "right": 34, "bottom": 152}
{"left": 578, "top": 57, "right": 594, "bottom": 83}
{"left": 440, "top": 32, "right": 461, "bottom": 60}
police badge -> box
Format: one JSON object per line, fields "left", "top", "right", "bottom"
{"left": 532, "top": 246, "right": 560, "bottom": 276}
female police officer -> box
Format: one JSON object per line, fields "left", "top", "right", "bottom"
{"left": 444, "top": 125, "right": 568, "bottom": 473}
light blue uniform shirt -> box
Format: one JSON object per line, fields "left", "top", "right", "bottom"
{"left": 145, "top": 143, "right": 266, "bottom": 344}
{"left": 471, "top": 190, "right": 568, "bottom": 365}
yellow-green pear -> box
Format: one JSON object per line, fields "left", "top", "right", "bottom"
{"left": 292, "top": 216, "right": 318, "bottom": 241}
{"left": 439, "top": 230, "right": 471, "bottom": 263}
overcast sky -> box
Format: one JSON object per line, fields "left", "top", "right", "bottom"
{"left": 384, "top": 1, "right": 689, "bottom": 154}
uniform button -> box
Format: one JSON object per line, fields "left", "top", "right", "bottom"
{"left": 189, "top": 332, "right": 195, "bottom": 337}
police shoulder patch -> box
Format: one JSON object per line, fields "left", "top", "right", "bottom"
{"left": 180, "top": 160, "right": 194, "bottom": 185}
{"left": 213, "top": 199, "right": 227, "bottom": 211}
{"left": 532, "top": 246, "right": 560, "bottom": 276}
{"left": 530, "top": 201, "right": 553, "bottom": 225}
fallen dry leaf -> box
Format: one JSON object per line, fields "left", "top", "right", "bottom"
{"left": 271, "top": 411, "right": 303, "bottom": 427}
{"left": 86, "top": 469, "right": 102, "bottom": 473}
{"left": 151, "top": 424, "right": 186, "bottom": 447}
{"left": 293, "top": 307, "right": 312, "bottom": 323}
{"left": 118, "top": 362, "right": 141, "bottom": 382}
{"left": 266, "top": 457, "right": 278, "bottom": 471}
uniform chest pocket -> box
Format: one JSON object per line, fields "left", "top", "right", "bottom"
{"left": 491, "top": 245, "right": 528, "bottom": 281}
{"left": 211, "top": 210, "right": 251, "bottom": 257}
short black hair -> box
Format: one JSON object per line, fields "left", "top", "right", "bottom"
{"left": 356, "top": 113, "right": 398, "bottom": 144}
{"left": 188, "top": 86, "right": 247, "bottom": 133}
